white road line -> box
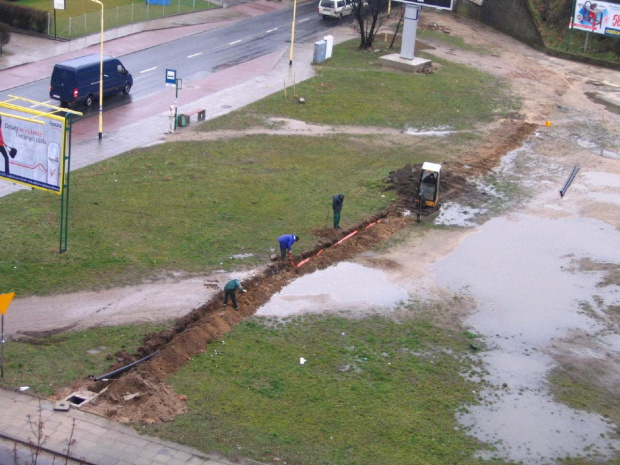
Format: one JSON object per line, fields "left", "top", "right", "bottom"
{"left": 140, "top": 67, "right": 157, "bottom": 74}
{"left": 229, "top": 39, "right": 242, "bottom": 45}
{"left": 187, "top": 52, "right": 203, "bottom": 58}
{"left": 298, "top": 18, "right": 310, "bottom": 23}
{"left": 267, "top": 28, "right": 278, "bottom": 32}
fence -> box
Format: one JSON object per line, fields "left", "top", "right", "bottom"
{"left": 48, "top": 0, "right": 219, "bottom": 39}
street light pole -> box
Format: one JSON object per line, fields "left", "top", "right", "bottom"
{"left": 91, "top": 0, "right": 104, "bottom": 140}
{"left": 289, "top": 0, "right": 297, "bottom": 65}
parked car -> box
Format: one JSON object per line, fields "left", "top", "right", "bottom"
{"left": 49, "top": 54, "right": 133, "bottom": 108}
{"left": 318, "top": 0, "right": 353, "bottom": 19}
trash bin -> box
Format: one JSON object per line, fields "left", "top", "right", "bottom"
{"left": 177, "top": 114, "right": 187, "bottom": 127}
{"left": 313, "top": 40, "right": 327, "bottom": 64}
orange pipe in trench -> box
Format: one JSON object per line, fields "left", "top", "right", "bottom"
{"left": 334, "top": 230, "right": 358, "bottom": 246}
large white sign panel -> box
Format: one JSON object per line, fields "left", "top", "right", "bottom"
{"left": 572, "top": 0, "right": 620, "bottom": 36}
{"left": 393, "top": 0, "right": 453, "bottom": 10}
{"left": 54, "top": 0, "right": 66, "bottom": 10}
{"left": 0, "top": 114, "right": 66, "bottom": 194}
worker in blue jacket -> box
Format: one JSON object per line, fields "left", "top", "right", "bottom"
{"left": 332, "top": 194, "right": 344, "bottom": 229}
{"left": 278, "top": 234, "right": 299, "bottom": 260}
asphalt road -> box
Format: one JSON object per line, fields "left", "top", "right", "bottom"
{"left": 0, "top": 2, "right": 347, "bottom": 120}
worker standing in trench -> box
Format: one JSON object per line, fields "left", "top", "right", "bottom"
{"left": 332, "top": 194, "right": 344, "bottom": 230}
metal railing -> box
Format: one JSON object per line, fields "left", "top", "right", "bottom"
{"left": 48, "top": 0, "right": 219, "bottom": 39}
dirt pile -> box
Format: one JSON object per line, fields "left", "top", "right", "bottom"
{"left": 66, "top": 119, "right": 537, "bottom": 424}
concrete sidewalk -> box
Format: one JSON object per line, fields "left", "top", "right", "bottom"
{"left": 0, "top": 387, "right": 264, "bottom": 465}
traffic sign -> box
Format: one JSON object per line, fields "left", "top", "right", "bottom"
{"left": 0, "top": 293, "right": 14, "bottom": 316}
{"left": 165, "top": 69, "right": 177, "bottom": 86}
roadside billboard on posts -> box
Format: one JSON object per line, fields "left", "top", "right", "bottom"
{"left": 0, "top": 112, "right": 66, "bottom": 194}
{"left": 572, "top": 0, "right": 620, "bottom": 36}
{"left": 394, "top": 0, "right": 453, "bottom": 9}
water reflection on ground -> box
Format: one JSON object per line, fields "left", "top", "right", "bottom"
{"left": 434, "top": 214, "right": 620, "bottom": 463}
{"left": 256, "top": 262, "right": 408, "bottom": 317}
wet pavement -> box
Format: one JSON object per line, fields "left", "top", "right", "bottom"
{"left": 0, "top": 0, "right": 345, "bottom": 199}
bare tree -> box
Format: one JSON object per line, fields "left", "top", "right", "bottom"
{"left": 389, "top": 6, "right": 405, "bottom": 48}
{"left": 26, "top": 400, "right": 48, "bottom": 465}
{"left": 351, "top": 0, "right": 390, "bottom": 49}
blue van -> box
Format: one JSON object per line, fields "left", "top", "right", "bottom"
{"left": 49, "top": 54, "right": 133, "bottom": 108}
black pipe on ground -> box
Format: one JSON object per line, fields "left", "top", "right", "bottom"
{"left": 94, "top": 350, "right": 160, "bottom": 381}
{"left": 560, "top": 164, "right": 580, "bottom": 198}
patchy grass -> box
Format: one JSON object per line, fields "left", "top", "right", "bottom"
{"left": 417, "top": 28, "right": 497, "bottom": 55}
{"left": 0, "top": 322, "right": 171, "bottom": 397}
{"left": 0, "top": 133, "right": 477, "bottom": 296}
{"left": 146, "top": 313, "right": 491, "bottom": 465}
{"left": 200, "top": 39, "right": 518, "bottom": 132}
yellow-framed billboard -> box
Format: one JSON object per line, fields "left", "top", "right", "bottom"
{"left": 0, "top": 98, "right": 80, "bottom": 194}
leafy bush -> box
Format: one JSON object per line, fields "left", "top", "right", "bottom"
{"left": 0, "top": 2, "right": 48, "bottom": 33}
{"left": 0, "top": 23, "right": 9, "bottom": 56}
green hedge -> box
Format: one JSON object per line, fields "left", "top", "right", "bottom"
{"left": 0, "top": 1, "right": 48, "bottom": 33}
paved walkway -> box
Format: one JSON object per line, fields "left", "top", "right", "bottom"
{"left": 0, "top": 3, "right": 355, "bottom": 463}
{"left": 0, "top": 387, "right": 263, "bottom": 464}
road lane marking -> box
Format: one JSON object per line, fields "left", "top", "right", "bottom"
{"left": 267, "top": 28, "right": 278, "bottom": 32}
{"left": 229, "top": 39, "right": 242, "bottom": 45}
{"left": 140, "top": 67, "right": 157, "bottom": 74}
{"left": 298, "top": 18, "right": 310, "bottom": 23}
{"left": 187, "top": 52, "right": 203, "bottom": 58}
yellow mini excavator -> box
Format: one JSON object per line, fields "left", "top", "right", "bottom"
{"left": 414, "top": 162, "right": 441, "bottom": 222}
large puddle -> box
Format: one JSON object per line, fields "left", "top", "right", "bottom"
{"left": 256, "top": 262, "right": 408, "bottom": 317}
{"left": 434, "top": 214, "right": 620, "bottom": 463}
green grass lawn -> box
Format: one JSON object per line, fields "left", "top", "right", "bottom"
{"left": 12, "top": 0, "right": 217, "bottom": 37}
{"left": 146, "top": 314, "right": 491, "bottom": 465}
{"left": 1, "top": 322, "right": 171, "bottom": 396}
{"left": 13, "top": 0, "right": 212, "bottom": 16}
{"left": 202, "top": 41, "right": 516, "bottom": 131}
{"left": 0, "top": 38, "right": 514, "bottom": 297}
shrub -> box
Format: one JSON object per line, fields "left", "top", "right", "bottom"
{"left": 0, "top": 23, "right": 10, "bottom": 56}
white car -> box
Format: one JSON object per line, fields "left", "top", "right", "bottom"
{"left": 318, "top": 0, "right": 353, "bottom": 19}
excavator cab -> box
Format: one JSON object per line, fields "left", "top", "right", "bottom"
{"left": 414, "top": 162, "right": 441, "bottom": 221}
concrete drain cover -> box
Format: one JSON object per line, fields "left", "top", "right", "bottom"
{"left": 64, "top": 390, "right": 97, "bottom": 408}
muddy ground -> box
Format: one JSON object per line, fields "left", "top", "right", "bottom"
{"left": 18, "top": 7, "right": 620, "bottom": 458}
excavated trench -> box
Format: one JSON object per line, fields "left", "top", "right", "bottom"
{"left": 65, "top": 119, "right": 537, "bottom": 424}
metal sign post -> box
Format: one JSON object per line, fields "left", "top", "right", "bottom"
{"left": 0, "top": 292, "right": 15, "bottom": 378}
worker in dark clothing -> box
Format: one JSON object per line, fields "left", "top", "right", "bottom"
{"left": 223, "top": 279, "right": 246, "bottom": 310}
{"left": 424, "top": 172, "right": 437, "bottom": 185}
{"left": 332, "top": 194, "right": 345, "bottom": 229}
{"left": 278, "top": 234, "right": 299, "bottom": 260}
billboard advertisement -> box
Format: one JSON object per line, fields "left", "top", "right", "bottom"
{"left": 572, "top": 0, "right": 620, "bottom": 36}
{"left": 0, "top": 112, "right": 66, "bottom": 194}
{"left": 393, "top": 0, "right": 453, "bottom": 9}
